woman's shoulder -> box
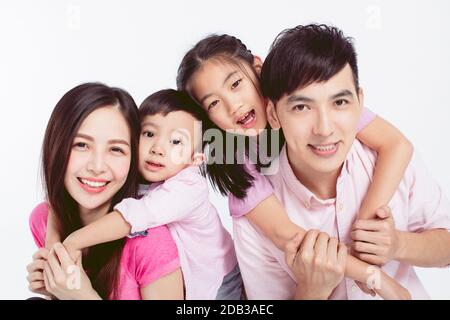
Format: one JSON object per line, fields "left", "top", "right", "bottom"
{"left": 29, "top": 202, "right": 49, "bottom": 248}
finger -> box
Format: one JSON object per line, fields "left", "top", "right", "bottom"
{"left": 53, "top": 243, "right": 75, "bottom": 272}
{"left": 337, "top": 243, "right": 348, "bottom": 269}
{"left": 356, "top": 253, "right": 383, "bottom": 266}
{"left": 43, "top": 262, "right": 56, "bottom": 290}
{"left": 46, "top": 250, "right": 63, "bottom": 281}
{"left": 29, "top": 280, "right": 46, "bottom": 292}
{"left": 285, "top": 233, "right": 303, "bottom": 266}
{"left": 351, "top": 230, "right": 382, "bottom": 244}
{"left": 375, "top": 206, "right": 391, "bottom": 219}
{"left": 353, "top": 241, "right": 382, "bottom": 255}
{"left": 299, "top": 230, "right": 320, "bottom": 257}
{"left": 327, "top": 237, "right": 339, "bottom": 265}
{"left": 32, "top": 248, "right": 49, "bottom": 261}
{"left": 353, "top": 219, "right": 384, "bottom": 232}
{"left": 27, "top": 271, "right": 45, "bottom": 283}
{"left": 27, "top": 259, "right": 46, "bottom": 273}
{"left": 314, "top": 232, "right": 330, "bottom": 262}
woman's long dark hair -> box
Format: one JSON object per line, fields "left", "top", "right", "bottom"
{"left": 41, "top": 82, "right": 140, "bottom": 299}
{"left": 177, "top": 34, "right": 284, "bottom": 199}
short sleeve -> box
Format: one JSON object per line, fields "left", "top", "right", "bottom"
{"left": 132, "top": 226, "right": 180, "bottom": 288}
{"left": 29, "top": 202, "right": 49, "bottom": 248}
{"left": 357, "top": 107, "right": 377, "bottom": 132}
{"left": 228, "top": 161, "right": 275, "bottom": 218}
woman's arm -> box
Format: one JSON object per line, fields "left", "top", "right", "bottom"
{"left": 356, "top": 116, "right": 413, "bottom": 220}
{"left": 140, "top": 268, "right": 184, "bottom": 300}
{"left": 45, "top": 207, "right": 61, "bottom": 249}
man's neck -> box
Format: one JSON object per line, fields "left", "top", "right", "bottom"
{"left": 286, "top": 147, "right": 341, "bottom": 200}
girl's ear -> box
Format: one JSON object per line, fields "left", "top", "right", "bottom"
{"left": 253, "top": 55, "right": 263, "bottom": 76}
{"left": 357, "top": 87, "right": 364, "bottom": 110}
{"left": 192, "top": 152, "right": 206, "bottom": 166}
{"left": 266, "top": 101, "right": 281, "bottom": 130}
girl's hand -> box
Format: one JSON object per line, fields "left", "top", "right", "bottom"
{"left": 43, "top": 243, "right": 101, "bottom": 300}
{"left": 26, "top": 248, "right": 52, "bottom": 298}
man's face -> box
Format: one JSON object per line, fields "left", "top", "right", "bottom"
{"left": 267, "top": 64, "right": 363, "bottom": 177}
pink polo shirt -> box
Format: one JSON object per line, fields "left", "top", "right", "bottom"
{"left": 232, "top": 141, "right": 450, "bottom": 299}
{"left": 29, "top": 202, "right": 180, "bottom": 300}
{"left": 114, "top": 166, "right": 237, "bottom": 300}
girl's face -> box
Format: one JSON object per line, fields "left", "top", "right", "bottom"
{"left": 189, "top": 59, "right": 268, "bottom": 136}
{"left": 64, "top": 106, "right": 132, "bottom": 216}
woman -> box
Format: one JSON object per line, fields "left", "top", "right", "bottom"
{"left": 26, "top": 83, "right": 184, "bottom": 300}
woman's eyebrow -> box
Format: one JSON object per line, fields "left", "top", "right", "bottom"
{"left": 109, "top": 139, "right": 130, "bottom": 146}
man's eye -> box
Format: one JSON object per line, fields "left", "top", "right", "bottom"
{"left": 335, "top": 99, "right": 348, "bottom": 107}
{"left": 293, "top": 104, "right": 309, "bottom": 112}
{"left": 142, "top": 131, "right": 154, "bottom": 138}
{"left": 231, "top": 79, "right": 242, "bottom": 90}
{"left": 208, "top": 100, "right": 219, "bottom": 111}
{"left": 111, "top": 147, "right": 125, "bottom": 154}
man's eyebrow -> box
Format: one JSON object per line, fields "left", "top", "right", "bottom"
{"left": 199, "top": 71, "right": 239, "bottom": 105}
{"left": 330, "top": 89, "right": 354, "bottom": 100}
{"left": 287, "top": 94, "right": 314, "bottom": 103}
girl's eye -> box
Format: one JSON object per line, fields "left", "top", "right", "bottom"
{"left": 293, "top": 104, "right": 309, "bottom": 112}
{"left": 335, "top": 99, "right": 348, "bottom": 107}
{"left": 142, "top": 131, "right": 154, "bottom": 138}
{"left": 111, "top": 147, "right": 125, "bottom": 154}
{"left": 171, "top": 139, "right": 182, "bottom": 146}
{"left": 231, "top": 79, "right": 242, "bottom": 90}
{"left": 74, "top": 142, "right": 88, "bottom": 150}
{"left": 207, "top": 100, "right": 219, "bottom": 111}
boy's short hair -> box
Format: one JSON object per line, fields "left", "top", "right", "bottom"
{"left": 261, "top": 24, "right": 359, "bottom": 103}
{"left": 139, "top": 89, "right": 208, "bottom": 125}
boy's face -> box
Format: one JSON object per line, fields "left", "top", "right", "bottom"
{"left": 139, "top": 111, "right": 203, "bottom": 183}
{"left": 267, "top": 64, "right": 363, "bottom": 177}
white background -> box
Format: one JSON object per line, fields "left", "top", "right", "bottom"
{"left": 0, "top": 0, "right": 449, "bottom": 299}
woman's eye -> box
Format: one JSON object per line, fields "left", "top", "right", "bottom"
{"left": 207, "top": 100, "right": 219, "bottom": 111}
{"left": 335, "top": 99, "right": 348, "bottom": 107}
{"left": 111, "top": 147, "right": 125, "bottom": 154}
{"left": 142, "top": 131, "right": 154, "bottom": 138}
{"left": 293, "top": 104, "right": 309, "bottom": 112}
{"left": 231, "top": 79, "right": 242, "bottom": 90}
{"left": 74, "top": 142, "right": 88, "bottom": 149}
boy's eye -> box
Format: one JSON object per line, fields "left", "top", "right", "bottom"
{"left": 142, "top": 131, "right": 154, "bottom": 138}
{"left": 171, "top": 139, "right": 182, "bottom": 145}
{"left": 231, "top": 79, "right": 242, "bottom": 90}
{"left": 207, "top": 100, "right": 219, "bottom": 111}
{"left": 335, "top": 99, "right": 348, "bottom": 107}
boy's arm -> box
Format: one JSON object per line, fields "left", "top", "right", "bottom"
{"left": 356, "top": 116, "right": 413, "bottom": 220}
{"left": 63, "top": 211, "right": 131, "bottom": 252}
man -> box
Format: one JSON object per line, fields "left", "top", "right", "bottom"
{"left": 233, "top": 24, "right": 450, "bottom": 299}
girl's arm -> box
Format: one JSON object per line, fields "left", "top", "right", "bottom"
{"left": 356, "top": 116, "right": 413, "bottom": 220}
{"left": 246, "top": 195, "right": 411, "bottom": 299}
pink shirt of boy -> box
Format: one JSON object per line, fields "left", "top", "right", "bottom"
{"left": 114, "top": 166, "right": 238, "bottom": 300}
{"left": 29, "top": 202, "right": 180, "bottom": 300}
{"left": 232, "top": 142, "right": 450, "bottom": 299}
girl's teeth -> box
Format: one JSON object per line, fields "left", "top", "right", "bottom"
{"left": 81, "top": 179, "right": 107, "bottom": 188}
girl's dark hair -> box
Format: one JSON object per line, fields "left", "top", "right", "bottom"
{"left": 177, "top": 34, "right": 277, "bottom": 199}
{"left": 41, "top": 82, "right": 140, "bottom": 299}
{"left": 261, "top": 24, "right": 359, "bottom": 104}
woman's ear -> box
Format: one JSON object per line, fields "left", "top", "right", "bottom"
{"left": 192, "top": 152, "right": 206, "bottom": 166}
{"left": 253, "top": 55, "right": 263, "bottom": 76}
{"left": 266, "top": 101, "right": 281, "bottom": 130}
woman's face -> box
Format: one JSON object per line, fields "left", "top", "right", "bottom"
{"left": 64, "top": 105, "right": 132, "bottom": 215}
{"left": 188, "top": 59, "right": 268, "bottom": 136}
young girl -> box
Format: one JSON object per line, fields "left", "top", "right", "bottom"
{"left": 176, "top": 34, "right": 413, "bottom": 299}
{"left": 27, "top": 83, "right": 183, "bottom": 300}
{"left": 58, "top": 89, "right": 241, "bottom": 300}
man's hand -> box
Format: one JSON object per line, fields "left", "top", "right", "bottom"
{"left": 351, "top": 206, "right": 400, "bottom": 266}
{"left": 285, "top": 230, "right": 347, "bottom": 300}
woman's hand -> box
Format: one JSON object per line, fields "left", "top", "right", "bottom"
{"left": 43, "top": 242, "right": 101, "bottom": 300}
{"left": 285, "top": 230, "right": 347, "bottom": 300}
{"left": 26, "top": 248, "right": 52, "bottom": 298}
